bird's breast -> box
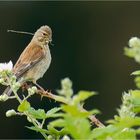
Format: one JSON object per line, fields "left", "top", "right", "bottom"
{"left": 24, "top": 46, "right": 51, "bottom": 82}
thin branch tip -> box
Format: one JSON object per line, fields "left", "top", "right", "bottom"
{"left": 7, "top": 29, "right": 34, "bottom": 36}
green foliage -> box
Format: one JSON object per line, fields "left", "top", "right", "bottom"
{"left": 18, "top": 100, "right": 31, "bottom": 112}
{"left": 124, "top": 37, "right": 140, "bottom": 63}
{"left": 27, "top": 108, "right": 46, "bottom": 119}
{"left": 1, "top": 37, "right": 140, "bottom": 139}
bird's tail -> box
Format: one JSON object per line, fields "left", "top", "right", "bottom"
{"left": 3, "top": 86, "right": 12, "bottom": 96}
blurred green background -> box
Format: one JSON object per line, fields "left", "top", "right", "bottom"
{"left": 0, "top": 1, "right": 140, "bottom": 138}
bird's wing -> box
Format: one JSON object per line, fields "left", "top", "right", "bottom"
{"left": 13, "top": 42, "right": 45, "bottom": 79}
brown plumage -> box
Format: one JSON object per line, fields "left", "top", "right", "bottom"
{"left": 4, "top": 25, "right": 52, "bottom": 95}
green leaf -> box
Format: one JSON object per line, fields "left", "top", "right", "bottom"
{"left": 47, "top": 107, "right": 61, "bottom": 116}
{"left": 53, "top": 95, "right": 68, "bottom": 104}
{"left": 118, "top": 117, "right": 140, "bottom": 128}
{"left": 47, "top": 125, "right": 66, "bottom": 137}
{"left": 133, "top": 107, "right": 140, "bottom": 113}
{"left": 45, "top": 108, "right": 63, "bottom": 118}
{"left": 46, "top": 113, "right": 64, "bottom": 118}
{"left": 113, "top": 128, "right": 136, "bottom": 139}
{"left": 26, "top": 126, "right": 49, "bottom": 134}
{"left": 90, "top": 125, "right": 119, "bottom": 139}
{"left": 73, "top": 90, "right": 96, "bottom": 105}
{"left": 91, "top": 127, "right": 136, "bottom": 139}
{"left": 124, "top": 47, "right": 135, "bottom": 58}
{"left": 130, "top": 90, "right": 140, "bottom": 98}
{"left": 132, "top": 98, "right": 140, "bottom": 106}
{"left": 64, "top": 115, "right": 91, "bottom": 139}
{"left": 131, "top": 70, "right": 140, "bottom": 75}
{"left": 28, "top": 108, "right": 46, "bottom": 119}
{"left": 89, "top": 109, "right": 100, "bottom": 115}
{"left": 136, "top": 128, "right": 140, "bottom": 134}
{"left": 18, "top": 100, "right": 30, "bottom": 112}
{"left": 62, "top": 105, "right": 91, "bottom": 118}
{"left": 134, "top": 76, "right": 140, "bottom": 88}
{"left": 49, "top": 119, "right": 66, "bottom": 128}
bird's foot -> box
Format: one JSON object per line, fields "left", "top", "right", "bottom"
{"left": 21, "top": 82, "right": 32, "bottom": 92}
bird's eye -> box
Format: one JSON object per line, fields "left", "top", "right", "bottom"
{"left": 43, "top": 32, "right": 47, "bottom": 36}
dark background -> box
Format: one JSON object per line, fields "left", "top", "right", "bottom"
{"left": 0, "top": 1, "right": 139, "bottom": 139}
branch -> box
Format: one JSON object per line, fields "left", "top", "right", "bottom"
{"left": 89, "top": 115, "right": 105, "bottom": 128}
{"left": 36, "top": 87, "right": 105, "bottom": 128}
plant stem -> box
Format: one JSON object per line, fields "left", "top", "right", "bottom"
{"left": 26, "top": 113, "right": 48, "bottom": 140}
{"left": 89, "top": 115, "right": 105, "bottom": 128}
{"left": 16, "top": 95, "right": 48, "bottom": 139}
{"left": 37, "top": 89, "right": 105, "bottom": 128}
{"left": 9, "top": 83, "right": 48, "bottom": 139}
{"left": 12, "top": 88, "right": 22, "bottom": 103}
{"left": 9, "top": 96, "right": 16, "bottom": 99}
{"left": 41, "top": 119, "right": 45, "bottom": 128}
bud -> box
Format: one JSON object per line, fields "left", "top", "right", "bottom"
{"left": 10, "top": 75, "right": 17, "bottom": 83}
{"left": 12, "top": 82, "right": 21, "bottom": 92}
{"left": 6, "top": 109, "right": 16, "bottom": 117}
{"left": 57, "top": 78, "right": 73, "bottom": 97}
{"left": 122, "top": 128, "right": 129, "bottom": 132}
{"left": 0, "top": 94, "right": 9, "bottom": 102}
{"left": 28, "top": 86, "right": 37, "bottom": 95}
{"left": 62, "top": 135, "right": 70, "bottom": 140}
{"left": 62, "top": 78, "right": 72, "bottom": 89}
{"left": 0, "top": 78, "right": 4, "bottom": 84}
{"left": 48, "top": 135, "right": 53, "bottom": 140}
{"left": 129, "top": 37, "right": 140, "bottom": 48}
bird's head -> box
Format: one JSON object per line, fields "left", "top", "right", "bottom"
{"left": 33, "top": 25, "right": 52, "bottom": 46}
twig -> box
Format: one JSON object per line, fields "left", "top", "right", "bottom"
{"left": 37, "top": 89, "right": 68, "bottom": 104}
{"left": 22, "top": 82, "right": 104, "bottom": 128}
{"left": 7, "top": 30, "right": 34, "bottom": 35}
{"left": 37, "top": 89, "right": 55, "bottom": 100}
{"left": 89, "top": 115, "right": 105, "bottom": 128}
{"left": 36, "top": 88, "right": 105, "bottom": 128}
{"left": 82, "top": 108, "right": 105, "bottom": 128}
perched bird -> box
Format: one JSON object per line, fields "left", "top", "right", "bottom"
{"left": 4, "top": 25, "right": 52, "bottom": 95}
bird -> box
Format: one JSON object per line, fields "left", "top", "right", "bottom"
{"left": 3, "top": 25, "right": 52, "bottom": 95}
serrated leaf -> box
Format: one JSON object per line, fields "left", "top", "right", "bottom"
{"left": 64, "top": 115, "right": 91, "bottom": 139}
{"left": 26, "top": 126, "right": 49, "bottom": 134}
{"left": 47, "top": 125, "right": 66, "bottom": 136}
{"left": 28, "top": 108, "right": 46, "bottom": 119}
{"left": 118, "top": 117, "right": 140, "bottom": 128}
{"left": 18, "top": 100, "right": 30, "bottom": 112}
{"left": 73, "top": 90, "right": 96, "bottom": 105}
{"left": 47, "top": 107, "right": 61, "bottom": 116}
{"left": 46, "top": 113, "right": 64, "bottom": 118}
{"left": 90, "top": 125, "right": 119, "bottom": 139}
{"left": 48, "top": 124, "right": 63, "bottom": 133}
{"left": 113, "top": 128, "right": 136, "bottom": 139}
{"left": 62, "top": 105, "right": 90, "bottom": 118}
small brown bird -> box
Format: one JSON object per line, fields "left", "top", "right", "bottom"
{"left": 4, "top": 25, "right": 52, "bottom": 95}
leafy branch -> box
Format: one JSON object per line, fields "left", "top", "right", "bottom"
{"left": 0, "top": 66, "right": 101, "bottom": 139}
{"left": 1, "top": 37, "right": 140, "bottom": 139}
